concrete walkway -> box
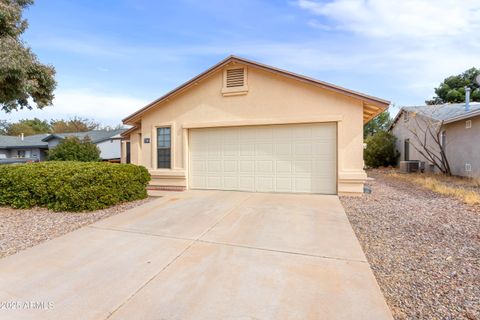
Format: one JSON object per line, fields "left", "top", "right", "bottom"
{"left": 0, "top": 191, "right": 392, "bottom": 320}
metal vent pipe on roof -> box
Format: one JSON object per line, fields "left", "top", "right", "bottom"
{"left": 465, "top": 87, "right": 471, "bottom": 112}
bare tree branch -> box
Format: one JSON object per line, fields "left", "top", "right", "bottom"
{"left": 405, "top": 111, "right": 451, "bottom": 175}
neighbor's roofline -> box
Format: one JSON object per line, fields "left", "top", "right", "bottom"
{"left": 389, "top": 105, "right": 480, "bottom": 131}
{"left": 0, "top": 144, "right": 48, "bottom": 149}
{"left": 444, "top": 108, "right": 480, "bottom": 124}
{"left": 122, "top": 55, "right": 390, "bottom": 124}
{"left": 388, "top": 106, "right": 435, "bottom": 131}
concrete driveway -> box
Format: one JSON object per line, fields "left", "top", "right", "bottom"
{"left": 0, "top": 191, "right": 392, "bottom": 320}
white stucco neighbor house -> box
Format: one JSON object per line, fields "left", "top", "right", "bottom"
{"left": 0, "top": 129, "right": 126, "bottom": 163}
{"left": 389, "top": 102, "right": 480, "bottom": 178}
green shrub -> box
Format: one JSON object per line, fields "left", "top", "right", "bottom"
{"left": 364, "top": 131, "right": 400, "bottom": 168}
{"left": 48, "top": 136, "right": 100, "bottom": 161}
{"left": 0, "top": 162, "right": 151, "bottom": 211}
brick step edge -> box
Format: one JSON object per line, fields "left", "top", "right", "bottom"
{"left": 147, "top": 185, "right": 186, "bottom": 191}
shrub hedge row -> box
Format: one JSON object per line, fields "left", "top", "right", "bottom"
{"left": 0, "top": 161, "right": 151, "bottom": 212}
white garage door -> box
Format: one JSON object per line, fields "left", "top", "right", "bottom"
{"left": 189, "top": 123, "right": 337, "bottom": 194}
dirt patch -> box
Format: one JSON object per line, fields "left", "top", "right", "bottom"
{"left": 0, "top": 198, "right": 154, "bottom": 259}
{"left": 341, "top": 170, "right": 480, "bottom": 320}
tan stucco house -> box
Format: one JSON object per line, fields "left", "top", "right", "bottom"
{"left": 121, "top": 56, "right": 389, "bottom": 194}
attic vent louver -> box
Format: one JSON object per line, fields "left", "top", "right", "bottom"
{"left": 222, "top": 66, "right": 248, "bottom": 96}
{"left": 226, "top": 68, "right": 245, "bottom": 88}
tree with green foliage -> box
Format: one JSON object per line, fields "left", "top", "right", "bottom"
{"left": 48, "top": 137, "right": 100, "bottom": 162}
{"left": 50, "top": 117, "right": 99, "bottom": 133}
{"left": 364, "top": 131, "right": 399, "bottom": 168}
{"left": 426, "top": 67, "right": 480, "bottom": 105}
{"left": 0, "top": 0, "right": 56, "bottom": 112}
{"left": 0, "top": 117, "right": 102, "bottom": 136}
{"left": 364, "top": 111, "right": 392, "bottom": 138}
{"left": 5, "top": 117, "right": 50, "bottom": 136}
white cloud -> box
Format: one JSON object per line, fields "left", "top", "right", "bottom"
{"left": 2, "top": 89, "right": 149, "bottom": 126}
{"left": 296, "top": 0, "right": 480, "bottom": 38}
{"left": 295, "top": 0, "right": 480, "bottom": 104}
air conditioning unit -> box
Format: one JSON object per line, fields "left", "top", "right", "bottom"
{"left": 400, "top": 160, "right": 424, "bottom": 173}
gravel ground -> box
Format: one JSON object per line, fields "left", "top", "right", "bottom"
{"left": 341, "top": 170, "right": 480, "bottom": 320}
{"left": 0, "top": 198, "right": 153, "bottom": 259}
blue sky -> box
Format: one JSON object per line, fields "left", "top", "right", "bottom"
{"left": 5, "top": 0, "right": 480, "bottom": 125}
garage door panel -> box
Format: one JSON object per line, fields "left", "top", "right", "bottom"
{"left": 312, "top": 141, "right": 336, "bottom": 156}
{"left": 276, "top": 160, "right": 292, "bottom": 174}
{"left": 207, "top": 176, "right": 223, "bottom": 189}
{"left": 294, "top": 143, "right": 312, "bottom": 156}
{"left": 207, "top": 160, "right": 222, "bottom": 173}
{"left": 293, "top": 126, "right": 313, "bottom": 138}
{"left": 276, "top": 177, "right": 293, "bottom": 192}
{"left": 239, "top": 144, "right": 255, "bottom": 156}
{"left": 256, "top": 160, "right": 274, "bottom": 174}
{"left": 190, "top": 175, "right": 206, "bottom": 189}
{"left": 190, "top": 123, "right": 336, "bottom": 194}
{"left": 274, "top": 143, "right": 292, "bottom": 156}
{"left": 239, "top": 160, "right": 255, "bottom": 173}
{"left": 312, "top": 178, "right": 337, "bottom": 194}
{"left": 313, "top": 164, "right": 336, "bottom": 177}
{"left": 256, "top": 176, "right": 275, "bottom": 192}
{"left": 191, "top": 160, "right": 207, "bottom": 173}
{"left": 223, "top": 160, "right": 238, "bottom": 173}
{"left": 238, "top": 127, "right": 257, "bottom": 140}
{"left": 293, "top": 160, "right": 313, "bottom": 174}
{"left": 223, "top": 176, "right": 239, "bottom": 189}
{"left": 255, "top": 143, "right": 273, "bottom": 156}
{"left": 222, "top": 144, "right": 238, "bottom": 157}
{"left": 293, "top": 177, "right": 313, "bottom": 193}
{"left": 255, "top": 127, "right": 273, "bottom": 139}
{"left": 239, "top": 176, "right": 255, "bottom": 191}
{"left": 311, "top": 123, "right": 337, "bottom": 138}
{"left": 272, "top": 125, "right": 293, "bottom": 139}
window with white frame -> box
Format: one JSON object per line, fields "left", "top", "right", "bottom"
{"left": 17, "top": 150, "right": 26, "bottom": 158}
{"left": 156, "top": 127, "right": 171, "bottom": 169}
{"left": 466, "top": 120, "right": 472, "bottom": 129}
{"left": 403, "top": 111, "right": 409, "bottom": 122}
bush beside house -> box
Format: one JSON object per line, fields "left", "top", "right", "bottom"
{"left": 48, "top": 136, "right": 101, "bottom": 161}
{"left": 0, "top": 162, "right": 150, "bottom": 211}
{"left": 364, "top": 131, "right": 399, "bottom": 168}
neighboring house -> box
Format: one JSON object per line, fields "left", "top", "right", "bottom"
{"left": 0, "top": 134, "right": 49, "bottom": 162}
{"left": 121, "top": 55, "right": 389, "bottom": 194}
{"left": 389, "top": 102, "right": 480, "bottom": 177}
{"left": 0, "top": 129, "right": 125, "bottom": 163}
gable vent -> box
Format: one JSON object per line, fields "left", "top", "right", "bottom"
{"left": 226, "top": 68, "right": 245, "bottom": 88}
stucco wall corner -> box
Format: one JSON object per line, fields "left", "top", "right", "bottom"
{"left": 338, "top": 170, "right": 367, "bottom": 194}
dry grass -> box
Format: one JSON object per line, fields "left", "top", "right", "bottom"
{"left": 388, "top": 171, "right": 480, "bottom": 206}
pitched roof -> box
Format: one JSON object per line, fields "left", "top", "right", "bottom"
{"left": 404, "top": 102, "right": 480, "bottom": 121}
{"left": 0, "top": 129, "right": 126, "bottom": 149}
{"left": 42, "top": 129, "right": 126, "bottom": 143}
{"left": 122, "top": 55, "right": 390, "bottom": 124}
{"left": 0, "top": 134, "right": 49, "bottom": 149}
{"left": 389, "top": 102, "right": 480, "bottom": 130}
